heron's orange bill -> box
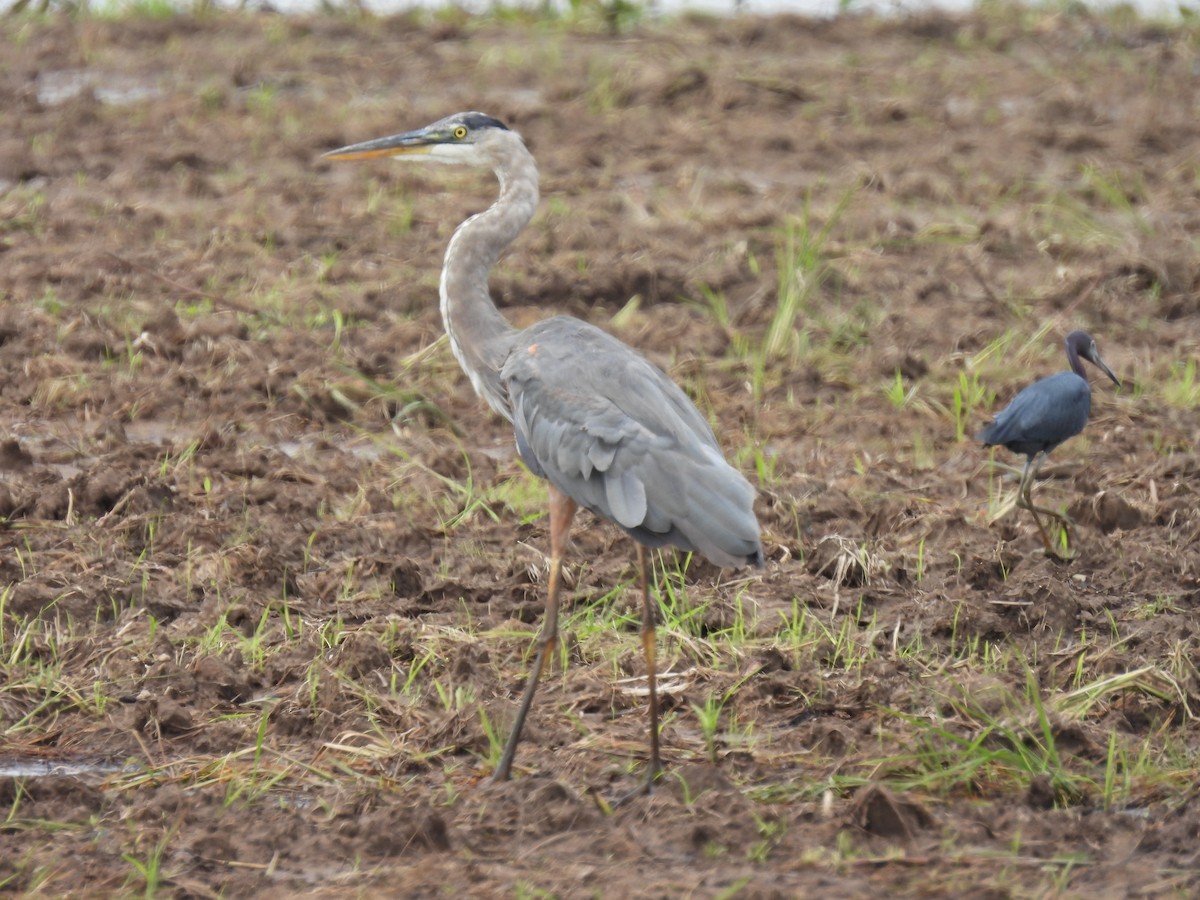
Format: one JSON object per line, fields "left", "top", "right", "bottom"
{"left": 322, "top": 126, "right": 447, "bottom": 162}
{"left": 322, "top": 144, "right": 433, "bottom": 161}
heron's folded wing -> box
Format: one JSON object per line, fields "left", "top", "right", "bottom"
{"left": 502, "top": 322, "right": 761, "bottom": 568}
{"left": 979, "top": 372, "right": 1090, "bottom": 447}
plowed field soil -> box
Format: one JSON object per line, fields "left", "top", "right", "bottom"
{"left": 2, "top": 6, "right": 1199, "bottom": 897}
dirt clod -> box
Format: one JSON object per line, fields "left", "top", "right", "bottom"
{"left": 850, "top": 783, "right": 935, "bottom": 842}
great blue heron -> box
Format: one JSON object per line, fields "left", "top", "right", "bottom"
{"left": 977, "top": 329, "right": 1120, "bottom": 557}
{"left": 323, "top": 112, "right": 763, "bottom": 794}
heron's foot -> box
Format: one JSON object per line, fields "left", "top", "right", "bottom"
{"left": 1021, "top": 502, "right": 1077, "bottom": 560}
{"left": 1039, "top": 521, "right": 1077, "bottom": 560}
{"left": 487, "top": 759, "right": 516, "bottom": 786}
{"left": 608, "top": 761, "right": 664, "bottom": 810}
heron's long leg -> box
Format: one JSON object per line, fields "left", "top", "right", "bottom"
{"left": 490, "top": 485, "right": 577, "bottom": 783}
{"left": 1028, "top": 501, "right": 1075, "bottom": 556}
{"left": 1015, "top": 452, "right": 1078, "bottom": 522}
{"left": 613, "top": 544, "right": 662, "bottom": 806}
{"left": 1014, "top": 453, "right": 1056, "bottom": 553}
{"left": 1015, "top": 452, "right": 1075, "bottom": 557}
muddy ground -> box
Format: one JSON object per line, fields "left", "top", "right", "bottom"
{"left": 1, "top": 5, "right": 1199, "bottom": 897}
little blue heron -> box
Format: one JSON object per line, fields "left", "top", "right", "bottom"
{"left": 323, "top": 112, "right": 763, "bottom": 795}
{"left": 976, "top": 329, "right": 1120, "bottom": 556}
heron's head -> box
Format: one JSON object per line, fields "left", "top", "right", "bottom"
{"left": 1066, "top": 330, "right": 1121, "bottom": 387}
{"left": 322, "top": 112, "right": 516, "bottom": 168}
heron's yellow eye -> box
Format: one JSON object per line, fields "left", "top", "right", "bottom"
{"left": 453, "top": 126, "right": 468, "bottom": 139}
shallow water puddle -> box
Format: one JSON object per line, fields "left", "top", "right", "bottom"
{"left": 0, "top": 756, "right": 128, "bottom": 778}
{"left": 123, "top": 419, "right": 189, "bottom": 446}
{"left": 35, "top": 69, "right": 163, "bottom": 106}
{"left": 276, "top": 434, "right": 385, "bottom": 461}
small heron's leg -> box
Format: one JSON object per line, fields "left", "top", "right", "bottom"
{"left": 1028, "top": 500, "right": 1076, "bottom": 547}
{"left": 1014, "top": 453, "right": 1056, "bottom": 553}
{"left": 1029, "top": 496, "right": 1077, "bottom": 558}
{"left": 613, "top": 544, "right": 663, "bottom": 806}
{"left": 1028, "top": 502, "right": 1072, "bottom": 523}
{"left": 491, "top": 485, "right": 577, "bottom": 783}
{"left": 1016, "top": 453, "right": 1075, "bottom": 558}
{"left": 1017, "top": 452, "right": 1077, "bottom": 524}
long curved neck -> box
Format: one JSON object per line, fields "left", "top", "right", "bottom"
{"left": 439, "top": 142, "right": 539, "bottom": 420}
{"left": 1066, "top": 340, "right": 1087, "bottom": 381}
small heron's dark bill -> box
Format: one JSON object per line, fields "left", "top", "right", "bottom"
{"left": 1096, "top": 357, "right": 1121, "bottom": 387}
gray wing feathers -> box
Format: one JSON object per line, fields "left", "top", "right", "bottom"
{"left": 630, "top": 447, "right": 760, "bottom": 563}
{"left": 502, "top": 317, "right": 762, "bottom": 568}
{"left": 606, "top": 469, "right": 647, "bottom": 529}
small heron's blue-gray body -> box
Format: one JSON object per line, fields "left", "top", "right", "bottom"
{"left": 977, "top": 329, "right": 1120, "bottom": 556}
{"left": 976, "top": 369, "right": 1092, "bottom": 458}
{"left": 324, "top": 111, "right": 762, "bottom": 795}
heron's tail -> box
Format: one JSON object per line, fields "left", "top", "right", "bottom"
{"left": 623, "top": 453, "right": 763, "bottom": 569}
